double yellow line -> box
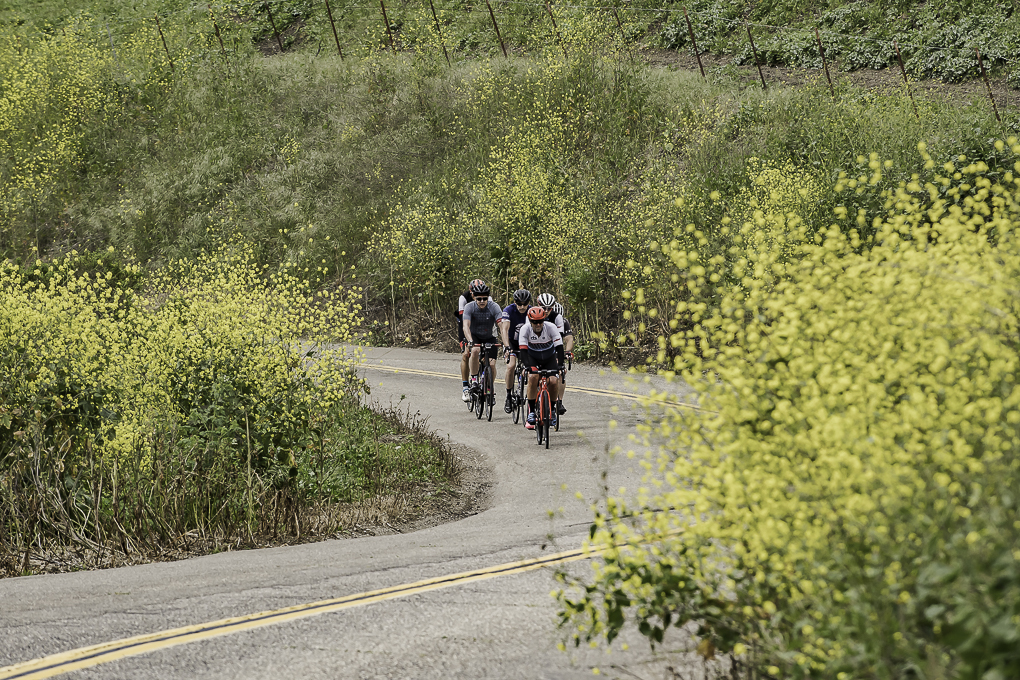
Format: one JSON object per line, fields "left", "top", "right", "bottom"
{"left": 0, "top": 546, "right": 604, "bottom": 680}
{"left": 360, "top": 362, "right": 704, "bottom": 410}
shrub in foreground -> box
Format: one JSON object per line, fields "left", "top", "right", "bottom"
{"left": 1, "top": 245, "right": 453, "bottom": 575}
{"left": 557, "top": 139, "right": 1020, "bottom": 679}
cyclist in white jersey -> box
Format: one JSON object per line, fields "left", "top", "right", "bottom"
{"left": 536, "top": 294, "right": 573, "bottom": 414}
{"left": 518, "top": 306, "right": 564, "bottom": 430}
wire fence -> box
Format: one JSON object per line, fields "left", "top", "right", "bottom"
{"left": 3, "top": 0, "right": 1018, "bottom": 118}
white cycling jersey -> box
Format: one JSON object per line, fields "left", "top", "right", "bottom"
{"left": 518, "top": 321, "right": 563, "bottom": 362}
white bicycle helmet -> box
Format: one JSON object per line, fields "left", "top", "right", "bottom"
{"left": 536, "top": 293, "right": 556, "bottom": 309}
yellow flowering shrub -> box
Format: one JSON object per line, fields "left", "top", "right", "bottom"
{"left": 0, "top": 24, "right": 112, "bottom": 250}
{"left": 1, "top": 244, "right": 365, "bottom": 554}
{"left": 558, "top": 138, "right": 1020, "bottom": 678}
{"left": 373, "top": 188, "right": 463, "bottom": 312}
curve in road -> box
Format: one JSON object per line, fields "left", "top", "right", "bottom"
{"left": 0, "top": 347, "right": 688, "bottom": 680}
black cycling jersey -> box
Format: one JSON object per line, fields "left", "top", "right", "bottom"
{"left": 455, "top": 290, "right": 471, "bottom": 341}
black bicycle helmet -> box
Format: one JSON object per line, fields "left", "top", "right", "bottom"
{"left": 469, "top": 279, "right": 490, "bottom": 296}
{"left": 513, "top": 288, "right": 532, "bottom": 305}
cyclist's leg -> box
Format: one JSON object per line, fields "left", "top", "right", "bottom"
{"left": 469, "top": 345, "right": 481, "bottom": 382}
{"left": 504, "top": 353, "right": 516, "bottom": 413}
{"left": 505, "top": 353, "right": 516, "bottom": 391}
{"left": 487, "top": 343, "right": 499, "bottom": 385}
{"left": 558, "top": 333, "right": 573, "bottom": 405}
{"left": 556, "top": 370, "right": 567, "bottom": 413}
{"left": 525, "top": 372, "right": 539, "bottom": 427}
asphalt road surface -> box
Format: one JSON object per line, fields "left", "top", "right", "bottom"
{"left": 1, "top": 347, "right": 696, "bottom": 680}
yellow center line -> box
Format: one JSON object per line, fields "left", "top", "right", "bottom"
{"left": 0, "top": 546, "right": 604, "bottom": 680}
{"left": 359, "top": 362, "right": 705, "bottom": 410}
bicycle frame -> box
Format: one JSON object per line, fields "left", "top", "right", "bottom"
{"left": 533, "top": 368, "right": 558, "bottom": 448}
{"left": 471, "top": 342, "right": 501, "bottom": 422}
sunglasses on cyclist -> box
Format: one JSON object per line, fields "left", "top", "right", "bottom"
{"left": 474, "top": 296, "right": 489, "bottom": 302}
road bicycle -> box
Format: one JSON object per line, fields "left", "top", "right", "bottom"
{"left": 552, "top": 352, "right": 572, "bottom": 433}
{"left": 509, "top": 353, "right": 528, "bottom": 425}
{"left": 533, "top": 368, "right": 559, "bottom": 448}
{"left": 469, "top": 342, "right": 501, "bottom": 422}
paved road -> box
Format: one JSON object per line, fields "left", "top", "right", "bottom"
{"left": 0, "top": 347, "right": 691, "bottom": 679}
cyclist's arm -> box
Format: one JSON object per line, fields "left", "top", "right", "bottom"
{"left": 462, "top": 305, "right": 474, "bottom": 344}
{"left": 498, "top": 318, "right": 511, "bottom": 347}
{"left": 518, "top": 328, "right": 534, "bottom": 368}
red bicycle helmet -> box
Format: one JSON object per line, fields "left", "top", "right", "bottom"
{"left": 527, "top": 307, "right": 547, "bottom": 322}
{"left": 469, "top": 279, "right": 490, "bottom": 296}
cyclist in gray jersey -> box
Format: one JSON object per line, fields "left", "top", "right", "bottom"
{"left": 462, "top": 280, "right": 503, "bottom": 389}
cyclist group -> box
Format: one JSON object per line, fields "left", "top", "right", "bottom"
{"left": 456, "top": 279, "right": 574, "bottom": 430}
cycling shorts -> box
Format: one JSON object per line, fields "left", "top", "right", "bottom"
{"left": 473, "top": 336, "right": 499, "bottom": 359}
{"left": 529, "top": 354, "right": 560, "bottom": 373}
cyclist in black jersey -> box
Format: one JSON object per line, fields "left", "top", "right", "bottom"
{"left": 499, "top": 288, "right": 532, "bottom": 413}
{"left": 455, "top": 285, "right": 474, "bottom": 401}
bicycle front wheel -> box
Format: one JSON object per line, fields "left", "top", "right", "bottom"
{"left": 541, "top": 392, "right": 552, "bottom": 448}
{"left": 476, "top": 365, "right": 488, "bottom": 420}
{"left": 514, "top": 370, "right": 526, "bottom": 425}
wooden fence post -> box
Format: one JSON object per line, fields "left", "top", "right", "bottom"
{"left": 976, "top": 48, "right": 1002, "bottom": 123}
{"left": 154, "top": 14, "right": 174, "bottom": 73}
{"left": 893, "top": 41, "right": 919, "bottom": 120}
{"left": 684, "top": 8, "right": 705, "bottom": 79}
{"left": 379, "top": 0, "right": 395, "bottom": 50}
{"left": 264, "top": 2, "right": 284, "bottom": 52}
{"left": 428, "top": 0, "right": 451, "bottom": 66}
{"left": 544, "top": 1, "right": 568, "bottom": 59}
{"left": 816, "top": 27, "right": 834, "bottom": 97}
{"left": 747, "top": 25, "right": 766, "bottom": 89}
{"left": 484, "top": 0, "right": 508, "bottom": 59}
{"left": 324, "top": 0, "right": 344, "bottom": 59}
{"left": 612, "top": 8, "right": 632, "bottom": 59}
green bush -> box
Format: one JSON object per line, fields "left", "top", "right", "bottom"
{"left": 0, "top": 243, "right": 368, "bottom": 564}
{"left": 557, "top": 139, "right": 1020, "bottom": 679}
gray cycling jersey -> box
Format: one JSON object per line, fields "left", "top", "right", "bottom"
{"left": 463, "top": 299, "right": 503, "bottom": 340}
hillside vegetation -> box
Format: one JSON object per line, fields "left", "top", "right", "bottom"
{"left": 1, "top": 5, "right": 1016, "bottom": 349}
{"left": 5, "top": 3, "right": 1020, "bottom": 676}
